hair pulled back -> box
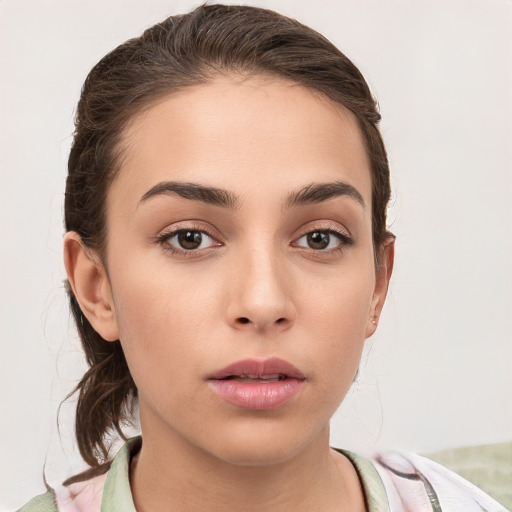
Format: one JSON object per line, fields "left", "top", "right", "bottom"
{"left": 65, "top": 3, "right": 391, "bottom": 471}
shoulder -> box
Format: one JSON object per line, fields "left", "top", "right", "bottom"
{"left": 372, "top": 450, "right": 509, "bottom": 512}
{"left": 17, "top": 437, "right": 140, "bottom": 512}
{"left": 16, "top": 466, "right": 110, "bottom": 512}
{"left": 16, "top": 489, "right": 58, "bottom": 512}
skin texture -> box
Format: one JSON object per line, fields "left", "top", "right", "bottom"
{"left": 64, "top": 75, "right": 394, "bottom": 512}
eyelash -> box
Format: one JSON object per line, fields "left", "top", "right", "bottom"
{"left": 292, "top": 228, "right": 354, "bottom": 254}
{"left": 155, "top": 224, "right": 220, "bottom": 257}
{"left": 155, "top": 224, "right": 354, "bottom": 256}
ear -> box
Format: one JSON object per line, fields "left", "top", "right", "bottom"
{"left": 63, "top": 232, "right": 119, "bottom": 342}
{"left": 365, "top": 234, "right": 395, "bottom": 338}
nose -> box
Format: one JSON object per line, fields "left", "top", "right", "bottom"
{"left": 226, "top": 245, "right": 296, "bottom": 333}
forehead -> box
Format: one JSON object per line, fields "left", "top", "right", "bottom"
{"left": 112, "top": 75, "right": 372, "bottom": 212}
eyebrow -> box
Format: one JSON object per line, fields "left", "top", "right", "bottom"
{"left": 284, "top": 181, "right": 365, "bottom": 210}
{"left": 140, "top": 181, "right": 240, "bottom": 209}
{"left": 139, "top": 180, "right": 364, "bottom": 210}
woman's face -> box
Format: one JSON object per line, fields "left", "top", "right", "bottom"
{"left": 87, "top": 76, "right": 391, "bottom": 465}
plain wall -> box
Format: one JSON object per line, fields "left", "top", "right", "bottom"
{"left": 1, "top": 0, "right": 511, "bottom": 509}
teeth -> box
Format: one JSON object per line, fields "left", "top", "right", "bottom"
{"left": 237, "top": 373, "right": 284, "bottom": 380}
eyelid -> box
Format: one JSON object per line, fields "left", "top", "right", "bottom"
{"left": 295, "top": 220, "right": 352, "bottom": 238}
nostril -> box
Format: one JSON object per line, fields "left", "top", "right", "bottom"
{"left": 234, "top": 317, "right": 288, "bottom": 327}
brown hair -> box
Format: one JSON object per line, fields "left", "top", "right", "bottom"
{"left": 64, "top": 3, "right": 391, "bottom": 473}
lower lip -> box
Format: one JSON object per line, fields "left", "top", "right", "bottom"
{"left": 208, "top": 378, "right": 303, "bottom": 410}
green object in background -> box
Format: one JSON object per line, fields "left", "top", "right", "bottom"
{"left": 426, "top": 441, "right": 512, "bottom": 510}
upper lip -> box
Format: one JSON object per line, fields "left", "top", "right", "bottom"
{"left": 208, "top": 357, "right": 305, "bottom": 380}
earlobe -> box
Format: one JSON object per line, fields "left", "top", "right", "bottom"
{"left": 365, "top": 235, "right": 395, "bottom": 338}
{"left": 63, "top": 232, "right": 119, "bottom": 342}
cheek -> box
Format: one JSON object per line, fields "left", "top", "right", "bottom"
{"left": 300, "top": 257, "right": 375, "bottom": 332}
{"left": 297, "top": 262, "right": 375, "bottom": 385}
{"left": 108, "top": 258, "right": 222, "bottom": 390}
{"left": 111, "top": 248, "right": 220, "bottom": 331}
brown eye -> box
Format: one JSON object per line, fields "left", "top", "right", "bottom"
{"left": 306, "top": 232, "right": 330, "bottom": 250}
{"left": 159, "top": 228, "right": 220, "bottom": 253}
{"left": 177, "top": 230, "right": 203, "bottom": 250}
{"left": 294, "top": 229, "right": 353, "bottom": 251}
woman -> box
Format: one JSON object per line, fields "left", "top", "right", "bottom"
{"left": 13, "top": 3, "right": 509, "bottom": 512}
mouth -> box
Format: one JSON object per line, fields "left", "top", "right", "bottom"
{"left": 208, "top": 358, "right": 305, "bottom": 410}
{"left": 208, "top": 357, "right": 305, "bottom": 381}
{"left": 222, "top": 373, "right": 287, "bottom": 382}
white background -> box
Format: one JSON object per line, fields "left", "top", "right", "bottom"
{"left": 1, "top": 0, "right": 511, "bottom": 509}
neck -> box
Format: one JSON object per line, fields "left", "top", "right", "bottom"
{"left": 130, "top": 421, "right": 365, "bottom": 512}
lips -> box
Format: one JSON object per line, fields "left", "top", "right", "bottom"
{"left": 208, "top": 358, "right": 305, "bottom": 410}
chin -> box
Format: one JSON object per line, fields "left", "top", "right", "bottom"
{"left": 203, "top": 417, "right": 326, "bottom": 467}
